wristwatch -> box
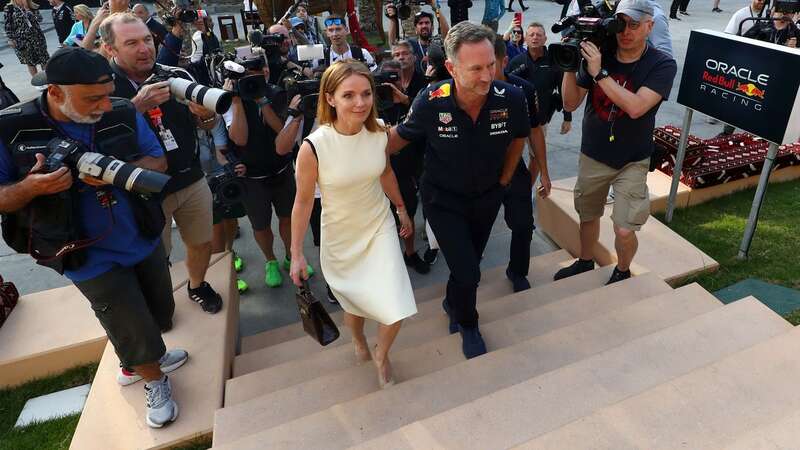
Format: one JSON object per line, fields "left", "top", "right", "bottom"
{"left": 593, "top": 69, "right": 609, "bottom": 83}
{"left": 256, "top": 97, "right": 272, "bottom": 107}
{"left": 287, "top": 107, "right": 302, "bottom": 118}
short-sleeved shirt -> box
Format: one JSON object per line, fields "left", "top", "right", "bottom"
{"left": 576, "top": 46, "right": 677, "bottom": 169}
{"left": 725, "top": 6, "right": 761, "bottom": 35}
{"left": 0, "top": 114, "right": 166, "bottom": 282}
{"left": 397, "top": 79, "right": 531, "bottom": 197}
{"left": 506, "top": 74, "right": 540, "bottom": 128}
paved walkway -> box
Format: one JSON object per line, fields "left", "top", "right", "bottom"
{"left": 0, "top": 0, "right": 747, "bottom": 337}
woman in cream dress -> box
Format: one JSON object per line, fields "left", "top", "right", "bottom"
{"left": 290, "top": 60, "right": 418, "bottom": 387}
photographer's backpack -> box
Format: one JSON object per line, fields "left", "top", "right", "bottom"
{"left": 323, "top": 45, "right": 366, "bottom": 66}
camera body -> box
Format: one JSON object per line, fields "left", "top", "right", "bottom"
{"left": 549, "top": 0, "right": 622, "bottom": 72}
{"left": 390, "top": 0, "right": 431, "bottom": 21}
{"left": 374, "top": 71, "right": 401, "bottom": 111}
{"left": 207, "top": 154, "right": 246, "bottom": 207}
{"left": 163, "top": 0, "right": 207, "bottom": 26}
{"left": 282, "top": 72, "right": 321, "bottom": 117}
{"left": 43, "top": 138, "right": 171, "bottom": 194}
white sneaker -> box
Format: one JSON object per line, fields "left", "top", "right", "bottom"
{"left": 145, "top": 375, "right": 178, "bottom": 428}
{"left": 117, "top": 349, "right": 189, "bottom": 386}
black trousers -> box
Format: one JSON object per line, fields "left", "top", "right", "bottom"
{"left": 503, "top": 163, "right": 535, "bottom": 277}
{"left": 669, "top": 0, "right": 691, "bottom": 15}
{"left": 424, "top": 186, "right": 504, "bottom": 328}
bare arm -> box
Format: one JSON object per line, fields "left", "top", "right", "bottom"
{"left": 386, "top": 126, "right": 411, "bottom": 155}
{"left": 0, "top": 155, "right": 73, "bottom": 213}
{"left": 561, "top": 71, "right": 588, "bottom": 113}
{"left": 379, "top": 158, "right": 413, "bottom": 238}
{"left": 386, "top": 4, "right": 399, "bottom": 43}
{"left": 289, "top": 142, "right": 318, "bottom": 285}
{"left": 261, "top": 104, "right": 283, "bottom": 134}
{"left": 275, "top": 117, "right": 303, "bottom": 156}
{"left": 436, "top": 8, "right": 450, "bottom": 37}
{"left": 499, "top": 137, "right": 526, "bottom": 186}
{"left": 528, "top": 126, "right": 550, "bottom": 196}
{"left": 227, "top": 98, "right": 249, "bottom": 147}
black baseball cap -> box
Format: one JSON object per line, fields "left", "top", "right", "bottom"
{"left": 31, "top": 47, "right": 115, "bottom": 87}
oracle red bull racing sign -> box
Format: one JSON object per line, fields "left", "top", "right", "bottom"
{"left": 677, "top": 30, "right": 800, "bottom": 144}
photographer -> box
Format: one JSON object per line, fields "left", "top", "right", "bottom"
{"left": 318, "top": 15, "right": 377, "bottom": 71}
{"left": 133, "top": 3, "right": 168, "bottom": 53}
{"left": 188, "top": 16, "right": 221, "bottom": 85}
{"left": 392, "top": 40, "right": 429, "bottom": 102}
{"left": 223, "top": 61, "right": 315, "bottom": 288}
{"left": 386, "top": 4, "right": 450, "bottom": 73}
{"left": 0, "top": 48, "right": 187, "bottom": 429}
{"left": 557, "top": 0, "right": 677, "bottom": 285}
{"left": 507, "top": 22, "right": 574, "bottom": 136}
{"left": 747, "top": 7, "right": 800, "bottom": 46}
{"left": 102, "top": 12, "right": 224, "bottom": 314}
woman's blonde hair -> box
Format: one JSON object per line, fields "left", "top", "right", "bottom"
{"left": 316, "top": 60, "right": 384, "bottom": 133}
{"left": 73, "top": 4, "right": 93, "bottom": 21}
{"left": 14, "top": 0, "right": 39, "bottom": 9}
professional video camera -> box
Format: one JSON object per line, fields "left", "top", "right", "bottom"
{"left": 143, "top": 65, "right": 233, "bottom": 114}
{"left": 374, "top": 71, "right": 401, "bottom": 111}
{"left": 43, "top": 138, "right": 171, "bottom": 194}
{"left": 425, "top": 36, "right": 450, "bottom": 82}
{"left": 248, "top": 29, "right": 287, "bottom": 58}
{"left": 549, "top": 0, "right": 623, "bottom": 72}
{"left": 739, "top": 0, "right": 800, "bottom": 43}
{"left": 207, "top": 154, "right": 246, "bottom": 207}
{"left": 387, "top": 0, "right": 431, "bottom": 21}
{"left": 157, "top": 0, "right": 208, "bottom": 26}
{"left": 282, "top": 73, "right": 320, "bottom": 117}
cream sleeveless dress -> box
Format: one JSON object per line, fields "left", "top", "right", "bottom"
{"left": 304, "top": 122, "right": 417, "bottom": 325}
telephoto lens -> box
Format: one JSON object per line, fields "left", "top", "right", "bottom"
{"left": 75, "top": 152, "right": 171, "bottom": 194}
{"left": 167, "top": 77, "right": 233, "bottom": 114}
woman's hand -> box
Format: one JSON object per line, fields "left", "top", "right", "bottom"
{"left": 290, "top": 253, "right": 310, "bottom": 286}
{"left": 397, "top": 208, "right": 413, "bottom": 239}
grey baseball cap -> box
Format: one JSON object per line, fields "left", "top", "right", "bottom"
{"left": 615, "top": 0, "right": 655, "bottom": 21}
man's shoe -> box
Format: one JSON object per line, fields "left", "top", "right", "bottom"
{"left": 404, "top": 252, "right": 431, "bottom": 274}
{"left": 669, "top": 14, "right": 680, "bottom": 20}
{"left": 187, "top": 282, "right": 223, "bottom": 314}
{"left": 712, "top": 7, "right": 723, "bottom": 12}
{"left": 326, "top": 284, "right": 339, "bottom": 305}
{"left": 237, "top": 278, "right": 249, "bottom": 293}
{"left": 506, "top": 267, "right": 531, "bottom": 292}
{"left": 145, "top": 376, "right": 178, "bottom": 428}
{"left": 679, "top": 10, "right": 690, "bottom": 15}
{"left": 233, "top": 254, "right": 244, "bottom": 273}
{"left": 282, "top": 257, "right": 315, "bottom": 277}
{"left": 521, "top": 5, "right": 529, "bottom": 10}
{"left": 118, "top": 349, "right": 189, "bottom": 386}
{"left": 553, "top": 259, "right": 595, "bottom": 281}
{"left": 442, "top": 299, "right": 458, "bottom": 334}
{"left": 423, "top": 247, "right": 439, "bottom": 265}
{"left": 606, "top": 267, "right": 631, "bottom": 285}
{"left": 459, "top": 325, "right": 487, "bottom": 359}
{"left": 265, "top": 260, "right": 283, "bottom": 287}
{"left": 506, "top": 6, "right": 514, "bottom": 11}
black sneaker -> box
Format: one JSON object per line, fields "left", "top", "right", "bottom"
{"left": 187, "top": 281, "right": 223, "bottom": 314}
{"left": 423, "top": 247, "right": 439, "bottom": 265}
{"left": 506, "top": 267, "right": 531, "bottom": 292}
{"left": 459, "top": 325, "right": 487, "bottom": 359}
{"left": 326, "top": 284, "right": 339, "bottom": 305}
{"left": 679, "top": 10, "right": 690, "bottom": 15}
{"left": 442, "top": 299, "right": 458, "bottom": 334}
{"left": 553, "top": 259, "right": 595, "bottom": 281}
{"left": 606, "top": 267, "right": 631, "bottom": 285}
{"left": 404, "top": 252, "right": 431, "bottom": 274}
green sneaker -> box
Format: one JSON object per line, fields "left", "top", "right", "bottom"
{"left": 237, "top": 279, "right": 249, "bottom": 293}
{"left": 265, "top": 260, "right": 283, "bottom": 287}
{"left": 283, "top": 257, "right": 314, "bottom": 277}
{"left": 233, "top": 254, "right": 244, "bottom": 273}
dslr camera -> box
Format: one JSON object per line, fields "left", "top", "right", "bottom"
{"left": 207, "top": 153, "right": 246, "bottom": 207}
{"left": 210, "top": 54, "right": 281, "bottom": 101}
{"left": 740, "top": 0, "right": 800, "bottom": 42}
{"left": 248, "top": 29, "right": 288, "bottom": 58}
{"left": 387, "top": 0, "right": 431, "bottom": 21}
{"left": 163, "top": 0, "right": 208, "bottom": 26}
{"left": 143, "top": 65, "right": 233, "bottom": 113}
{"left": 43, "top": 138, "right": 171, "bottom": 194}
{"left": 373, "top": 71, "right": 401, "bottom": 112}
{"left": 549, "top": 0, "right": 623, "bottom": 72}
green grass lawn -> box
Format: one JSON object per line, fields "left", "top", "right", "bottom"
{"left": 656, "top": 178, "right": 800, "bottom": 323}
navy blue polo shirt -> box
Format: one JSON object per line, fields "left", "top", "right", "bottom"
{"left": 397, "top": 79, "right": 530, "bottom": 197}
{"left": 506, "top": 73, "right": 540, "bottom": 128}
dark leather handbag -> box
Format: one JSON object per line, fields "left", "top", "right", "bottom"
{"left": 295, "top": 281, "right": 340, "bottom": 346}
{"left": 0, "top": 275, "right": 20, "bottom": 329}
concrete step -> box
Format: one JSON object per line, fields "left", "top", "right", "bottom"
{"left": 225, "top": 265, "right": 622, "bottom": 405}
{"left": 723, "top": 409, "right": 800, "bottom": 450}
{"left": 521, "top": 326, "right": 800, "bottom": 450}
{"left": 210, "top": 282, "right": 734, "bottom": 450}
{"left": 238, "top": 249, "right": 573, "bottom": 354}
{"left": 233, "top": 250, "right": 576, "bottom": 377}
{"left": 350, "top": 297, "right": 789, "bottom": 450}
{"left": 537, "top": 179, "right": 719, "bottom": 285}
{"left": 69, "top": 254, "right": 239, "bottom": 450}
{"left": 212, "top": 273, "right": 675, "bottom": 446}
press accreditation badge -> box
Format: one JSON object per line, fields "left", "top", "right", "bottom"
{"left": 160, "top": 129, "right": 179, "bottom": 152}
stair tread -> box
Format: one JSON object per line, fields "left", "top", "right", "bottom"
{"left": 722, "top": 408, "right": 800, "bottom": 450}
{"left": 212, "top": 273, "right": 675, "bottom": 446}
{"left": 522, "top": 326, "right": 800, "bottom": 450}
{"left": 226, "top": 264, "right": 619, "bottom": 405}
{"left": 238, "top": 250, "right": 573, "bottom": 353}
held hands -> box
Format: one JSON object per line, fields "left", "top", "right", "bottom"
{"left": 560, "top": 120, "right": 572, "bottom": 135}
{"left": 290, "top": 253, "right": 310, "bottom": 286}
{"left": 132, "top": 80, "right": 171, "bottom": 113}
{"left": 579, "top": 41, "right": 602, "bottom": 78}
{"left": 396, "top": 208, "right": 413, "bottom": 239}
{"left": 26, "top": 153, "right": 73, "bottom": 195}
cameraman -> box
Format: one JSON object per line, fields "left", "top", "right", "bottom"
{"left": 387, "top": 4, "right": 450, "bottom": 73}
{"left": 748, "top": 7, "right": 800, "bottom": 46}
{"left": 188, "top": 16, "right": 221, "bottom": 85}
{"left": 558, "top": 0, "right": 677, "bottom": 285}
{"left": 0, "top": 48, "right": 186, "bottom": 428}
{"left": 223, "top": 61, "right": 315, "bottom": 288}
{"left": 102, "top": 13, "right": 224, "bottom": 314}
{"left": 318, "top": 15, "right": 377, "bottom": 71}
{"left": 392, "top": 40, "right": 429, "bottom": 102}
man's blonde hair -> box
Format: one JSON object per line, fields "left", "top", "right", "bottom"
{"left": 100, "top": 12, "right": 143, "bottom": 47}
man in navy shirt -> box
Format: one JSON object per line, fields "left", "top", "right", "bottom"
{"left": 0, "top": 48, "right": 188, "bottom": 428}
{"left": 493, "top": 36, "right": 550, "bottom": 293}
{"left": 388, "top": 22, "right": 530, "bottom": 359}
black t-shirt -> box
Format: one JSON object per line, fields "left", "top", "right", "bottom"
{"left": 397, "top": 79, "right": 530, "bottom": 197}
{"left": 405, "top": 68, "right": 428, "bottom": 104}
{"left": 407, "top": 37, "right": 429, "bottom": 73}
{"left": 52, "top": 4, "right": 73, "bottom": 44}
{"left": 507, "top": 48, "right": 571, "bottom": 124}
{"left": 576, "top": 46, "right": 677, "bottom": 169}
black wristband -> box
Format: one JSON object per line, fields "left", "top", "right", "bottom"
{"left": 287, "top": 107, "right": 302, "bottom": 118}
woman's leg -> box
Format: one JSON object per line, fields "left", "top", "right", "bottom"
{"left": 374, "top": 320, "right": 403, "bottom": 386}
{"left": 344, "top": 312, "right": 371, "bottom": 362}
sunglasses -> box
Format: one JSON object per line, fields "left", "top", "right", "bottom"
{"left": 324, "top": 17, "right": 344, "bottom": 27}
{"left": 511, "top": 29, "right": 523, "bottom": 34}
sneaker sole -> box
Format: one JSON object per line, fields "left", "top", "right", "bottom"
{"left": 146, "top": 401, "right": 179, "bottom": 428}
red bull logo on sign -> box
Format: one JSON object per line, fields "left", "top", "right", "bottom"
{"left": 736, "top": 82, "right": 766, "bottom": 99}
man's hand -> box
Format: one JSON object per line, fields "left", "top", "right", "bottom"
{"left": 132, "top": 81, "right": 171, "bottom": 113}
{"left": 188, "top": 102, "right": 215, "bottom": 121}
{"left": 385, "top": 3, "right": 397, "bottom": 18}
{"left": 233, "top": 164, "right": 246, "bottom": 177}
{"left": 396, "top": 208, "right": 413, "bottom": 239}
{"left": 579, "top": 41, "right": 602, "bottom": 78}
{"left": 560, "top": 120, "right": 572, "bottom": 135}
{"left": 289, "top": 94, "right": 302, "bottom": 110}
{"left": 787, "top": 37, "right": 797, "bottom": 48}
{"left": 384, "top": 83, "right": 409, "bottom": 105}
{"left": 537, "top": 172, "right": 551, "bottom": 198}
{"left": 26, "top": 153, "right": 73, "bottom": 195}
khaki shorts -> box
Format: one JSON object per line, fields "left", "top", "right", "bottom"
{"left": 161, "top": 178, "right": 213, "bottom": 253}
{"left": 573, "top": 153, "right": 650, "bottom": 231}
